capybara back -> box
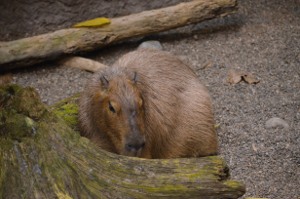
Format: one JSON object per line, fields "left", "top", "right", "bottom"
{"left": 79, "top": 48, "right": 218, "bottom": 158}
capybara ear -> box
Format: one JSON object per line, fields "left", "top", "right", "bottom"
{"left": 100, "top": 75, "right": 109, "bottom": 89}
{"left": 132, "top": 72, "right": 138, "bottom": 83}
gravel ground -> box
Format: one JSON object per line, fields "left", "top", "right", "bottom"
{"left": 9, "top": 0, "right": 300, "bottom": 198}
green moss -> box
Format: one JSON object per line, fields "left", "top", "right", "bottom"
{"left": 144, "top": 184, "right": 188, "bottom": 192}
{"left": 51, "top": 93, "right": 80, "bottom": 130}
{"left": 0, "top": 84, "right": 45, "bottom": 141}
{"left": 0, "top": 84, "right": 46, "bottom": 120}
{"left": 0, "top": 138, "right": 14, "bottom": 150}
{"left": 52, "top": 93, "right": 80, "bottom": 108}
{"left": 52, "top": 103, "right": 79, "bottom": 129}
{"left": 0, "top": 111, "right": 37, "bottom": 141}
{"left": 0, "top": 84, "right": 246, "bottom": 198}
{"left": 207, "top": 156, "right": 225, "bottom": 165}
{"left": 16, "top": 87, "right": 46, "bottom": 119}
{"left": 186, "top": 158, "right": 224, "bottom": 181}
{"left": 223, "top": 180, "right": 243, "bottom": 189}
{"left": 0, "top": 84, "right": 21, "bottom": 107}
{"left": 122, "top": 183, "right": 188, "bottom": 195}
{"left": 206, "top": 156, "right": 229, "bottom": 176}
{"left": 186, "top": 169, "right": 209, "bottom": 180}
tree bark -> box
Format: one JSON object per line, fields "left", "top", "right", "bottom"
{"left": 0, "top": 84, "right": 245, "bottom": 199}
{"left": 0, "top": 0, "right": 237, "bottom": 72}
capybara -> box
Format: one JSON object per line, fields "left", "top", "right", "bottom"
{"left": 79, "top": 48, "right": 218, "bottom": 159}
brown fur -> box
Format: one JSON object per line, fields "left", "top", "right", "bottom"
{"left": 79, "top": 49, "right": 218, "bottom": 159}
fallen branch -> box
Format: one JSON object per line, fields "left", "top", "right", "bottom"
{"left": 0, "top": 0, "right": 237, "bottom": 72}
{"left": 59, "top": 56, "right": 107, "bottom": 72}
{"left": 0, "top": 84, "right": 245, "bottom": 198}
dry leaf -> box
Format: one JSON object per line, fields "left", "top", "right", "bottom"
{"left": 227, "top": 69, "right": 259, "bottom": 84}
{"left": 214, "top": 123, "right": 220, "bottom": 129}
{"left": 73, "top": 17, "right": 110, "bottom": 28}
{"left": 252, "top": 143, "right": 258, "bottom": 152}
{"left": 242, "top": 73, "right": 260, "bottom": 84}
{"left": 227, "top": 69, "right": 242, "bottom": 84}
{"left": 201, "top": 61, "right": 213, "bottom": 69}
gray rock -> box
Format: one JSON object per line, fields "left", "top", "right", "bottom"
{"left": 138, "top": 40, "right": 163, "bottom": 50}
{"left": 265, "top": 117, "right": 289, "bottom": 129}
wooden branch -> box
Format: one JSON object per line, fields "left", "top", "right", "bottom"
{"left": 0, "top": 0, "right": 237, "bottom": 72}
{"left": 59, "top": 56, "right": 107, "bottom": 72}
{"left": 0, "top": 84, "right": 245, "bottom": 198}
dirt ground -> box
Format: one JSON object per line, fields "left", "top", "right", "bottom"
{"left": 2, "top": 0, "right": 299, "bottom": 198}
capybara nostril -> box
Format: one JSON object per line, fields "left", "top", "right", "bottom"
{"left": 125, "top": 141, "right": 145, "bottom": 152}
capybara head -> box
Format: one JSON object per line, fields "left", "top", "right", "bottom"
{"left": 91, "top": 71, "right": 146, "bottom": 157}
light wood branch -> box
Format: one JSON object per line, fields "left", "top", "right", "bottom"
{"left": 59, "top": 56, "right": 107, "bottom": 72}
{"left": 0, "top": 0, "right": 237, "bottom": 72}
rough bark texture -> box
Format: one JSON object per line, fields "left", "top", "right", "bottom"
{"left": 0, "top": 84, "right": 245, "bottom": 199}
{"left": 0, "top": 0, "right": 237, "bottom": 72}
{"left": 0, "top": 0, "right": 189, "bottom": 41}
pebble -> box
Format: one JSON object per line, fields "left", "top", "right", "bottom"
{"left": 265, "top": 117, "right": 289, "bottom": 129}
{"left": 138, "top": 40, "right": 163, "bottom": 50}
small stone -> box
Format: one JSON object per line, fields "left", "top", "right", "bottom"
{"left": 193, "top": 34, "right": 198, "bottom": 40}
{"left": 138, "top": 40, "right": 163, "bottom": 50}
{"left": 265, "top": 117, "right": 289, "bottom": 129}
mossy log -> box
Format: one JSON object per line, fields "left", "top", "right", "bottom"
{"left": 0, "top": 84, "right": 245, "bottom": 199}
{"left": 0, "top": 0, "right": 237, "bottom": 72}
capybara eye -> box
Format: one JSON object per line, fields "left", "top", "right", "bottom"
{"left": 108, "top": 102, "right": 116, "bottom": 113}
